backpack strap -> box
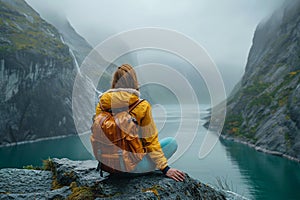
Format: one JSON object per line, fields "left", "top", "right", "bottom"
{"left": 128, "top": 99, "right": 144, "bottom": 113}
{"left": 96, "top": 161, "right": 103, "bottom": 177}
{"left": 128, "top": 99, "right": 145, "bottom": 149}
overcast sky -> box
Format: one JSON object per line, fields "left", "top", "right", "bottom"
{"left": 25, "top": 0, "right": 285, "bottom": 94}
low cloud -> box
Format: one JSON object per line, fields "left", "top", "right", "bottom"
{"left": 25, "top": 0, "right": 284, "bottom": 95}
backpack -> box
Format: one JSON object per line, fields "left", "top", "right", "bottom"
{"left": 90, "top": 99, "right": 145, "bottom": 176}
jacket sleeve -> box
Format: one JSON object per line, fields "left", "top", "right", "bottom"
{"left": 95, "top": 102, "right": 102, "bottom": 116}
{"left": 139, "top": 103, "right": 168, "bottom": 170}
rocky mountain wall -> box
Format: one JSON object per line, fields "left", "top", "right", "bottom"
{"left": 0, "top": 0, "right": 79, "bottom": 145}
{"left": 220, "top": 0, "right": 300, "bottom": 161}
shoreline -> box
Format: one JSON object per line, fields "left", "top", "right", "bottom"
{"left": 220, "top": 134, "right": 300, "bottom": 163}
{"left": 0, "top": 132, "right": 90, "bottom": 148}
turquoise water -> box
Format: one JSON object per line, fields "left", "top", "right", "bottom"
{"left": 0, "top": 136, "right": 93, "bottom": 169}
{"left": 0, "top": 104, "right": 300, "bottom": 200}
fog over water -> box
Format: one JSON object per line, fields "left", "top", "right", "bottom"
{"left": 25, "top": 0, "right": 284, "bottom": 96}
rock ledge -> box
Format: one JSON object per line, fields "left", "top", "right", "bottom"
{"left": 0, "top": 158, "right": 247, "bottom": 200}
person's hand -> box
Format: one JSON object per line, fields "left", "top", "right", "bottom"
{"left": 165, "top": 168, "right": 185, "bottom": 182}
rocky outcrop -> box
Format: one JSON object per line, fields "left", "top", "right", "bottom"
{"left": 0, "top": 158, "right": 246, "bottom": 200}
{"left": 211, "top": 0, "right": 300, "bottom": 161}
{"left": 0, "top": 168, "right": 71, "bottom": 199}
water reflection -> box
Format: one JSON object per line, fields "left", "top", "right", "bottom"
{"left": 221, "top": 139, "right": 300, "bottom": 200}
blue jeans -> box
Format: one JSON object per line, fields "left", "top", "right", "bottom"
{"left": 132, "top": 137, "right": 178, "bottom": 173}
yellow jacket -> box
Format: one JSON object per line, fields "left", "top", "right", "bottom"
{"left": 95, "top": 88, "right": 168, "bottom": 170}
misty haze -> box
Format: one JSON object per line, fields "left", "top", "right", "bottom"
{"left": 1, "top": 0, "right": 300, "bottom": 200}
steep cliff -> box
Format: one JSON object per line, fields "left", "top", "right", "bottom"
{"left": 45, "top": 16, "right": 117, "bottom": 92}
{"left": 43, "top": 17, "right": 93, "bottom": 68}
{"left": 220, "top": 0, "right": 300, "bottom": 161}
{"left": 0, "top": 0, "right": 78, "bottom": 145}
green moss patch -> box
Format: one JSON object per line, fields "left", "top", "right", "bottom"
{"left": 242, "top": 82, "right": 269, "bottom": 96}
{"left": 0, "top": 1, "right": 70, "bottom": 61}
{"left": 42, "top": 158, "right": 63, "bottom": 190}
{"left": 67, "top": 182, "right": 94, "bottom": 200}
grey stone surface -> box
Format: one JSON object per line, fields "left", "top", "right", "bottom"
{"left": 52, "top": 158, "right": 244, "bottom": 200}
{"left": 0, "top": 169, "right": 52, "bottom": 194}
{"left": 94, "top": 172, "right": 227, "bottom": 200}
{"left": 0, "top": 186, "right": 71, "bottom": 200}
{"left": 0, "top": 158, "right": 246, "bottom": 199}
{"left": 0, "top": 168, "right": 70, "bottom": 200}
{"left": 53, "top": 158, "right": 108, "bottom": 187}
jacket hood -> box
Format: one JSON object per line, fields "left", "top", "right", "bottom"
{"left": 99, "top": 88, "right": 140, "bottom": 110}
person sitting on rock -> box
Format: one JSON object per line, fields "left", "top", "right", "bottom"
{"left": 92, "top": 64, "right": 185, "bottom": 182}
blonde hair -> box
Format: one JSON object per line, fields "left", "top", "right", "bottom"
{"left": 111, "top": 64, "right": 139, "bottom": 90}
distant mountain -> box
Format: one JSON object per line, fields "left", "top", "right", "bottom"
{"left": 216, "top": 0, "right": 300, "bottom": 161}
{"left": 0, "top": 0, "right": 94, "bottom": 145}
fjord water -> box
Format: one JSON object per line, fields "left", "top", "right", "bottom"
{"left": 0, "top": 104, "right": 299, "bottom": 200}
